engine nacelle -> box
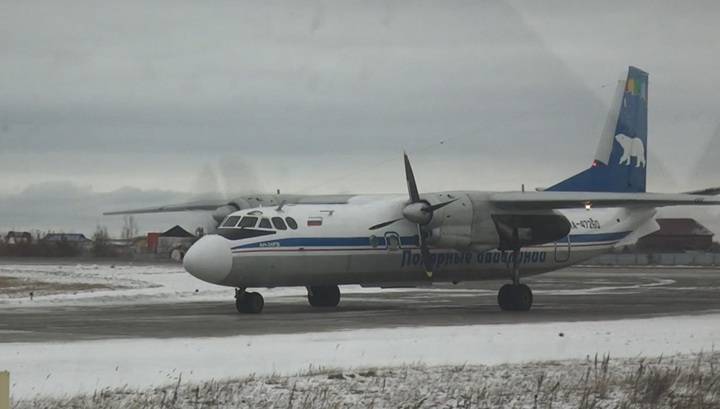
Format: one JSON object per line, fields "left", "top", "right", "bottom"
{"left": 491, "top": 212, "right": 571, "bottom": 250}
{"left": 424, "top": 192, "right": 500, "bottom": 252}
{"left": 420, "top": 192, "right": 570, "bottom": 253}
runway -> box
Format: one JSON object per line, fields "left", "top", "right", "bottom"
{"left": 3, "top": 266, "right": 719, "bottom": 343}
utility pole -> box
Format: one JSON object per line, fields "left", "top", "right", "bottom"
{"left": 0, "top": 371, "right": 9, "bottom": 409}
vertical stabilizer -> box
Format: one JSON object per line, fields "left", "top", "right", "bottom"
{"left": 548, "top": 66, "right": 648, "bottom": 192}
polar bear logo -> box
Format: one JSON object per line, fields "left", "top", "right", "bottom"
{"left": 614, "top": 133, "right": 646, "bottom": 168}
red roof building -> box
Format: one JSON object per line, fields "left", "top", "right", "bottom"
{"left": 636, "top": 218, "right": 715, "bottom": 252}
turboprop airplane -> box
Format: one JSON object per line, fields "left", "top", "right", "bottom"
{"left": 184, "top": 67, "right": 720, "bottom": 314}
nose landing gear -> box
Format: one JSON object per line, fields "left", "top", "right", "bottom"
{"left": 235, "top": 288, "right": 264, "bottom": 314}
{"left": 307, "top": 285, "right": 341, "bottom": 307}
{"left": 498, "top": 283, "right": 533, "bottom": 311}
{"left": 497, "top": 246, "right": 534, "bottom": 312}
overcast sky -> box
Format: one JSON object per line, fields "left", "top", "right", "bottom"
{"left": 1, "top": 0, "right": 719, "bottom": 236}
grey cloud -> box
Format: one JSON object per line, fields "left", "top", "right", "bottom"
{"left": 0, "top": 0, "right": 719, "bottom": 234}
{"left": 0, "top": 182, "right": 208, "bottom": 237}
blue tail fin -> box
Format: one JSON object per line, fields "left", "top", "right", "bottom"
{"left": 547, "top": 66, "right": 648, "bottom": 192}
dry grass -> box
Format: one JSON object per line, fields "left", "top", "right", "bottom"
{"left": 13, "top": 352, "right": 720, "bottom": 409}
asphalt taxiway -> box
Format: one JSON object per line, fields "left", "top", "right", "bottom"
{"left": 2, "top": 267, "right": 719, "bottom": 343}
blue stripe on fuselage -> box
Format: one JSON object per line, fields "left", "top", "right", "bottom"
{"left": 232, "top": 235, "right": 419, "bottom": 250}
{"left": 566, "top": 231, "right": 631, "bottom": 243}
{"left": 231, "top": 231, "right": 631, "bottom": 250}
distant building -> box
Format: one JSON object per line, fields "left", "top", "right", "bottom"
{"left": 146, "top": 232, "right": 161, "bottom": 253}
{"left": 636, "top": 218, "right": 715, "bottom": 252}
{"left": 5, "top": 231, "right": 32, "bottom": 245}
{"left": 42, "top": 233, "right": 91, "bottom": 243}
{"left": 40, "top": 233, "right": 93, "bottom": 256}
{"left": 154, "top": 226, "right": 197, "bottom": 261}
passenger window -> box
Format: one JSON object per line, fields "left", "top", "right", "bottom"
{"left": 238, "top": 216, "right": 258, "bottom": 228}
{"left": 271, "top": 217, "right": 287, "bottom": 230}
{"left": 286, "top": 217, "right": 298, "bottom": 230}
{"left": 221, "top": 216, "right": 241, "bottom": 228}
{"left": 386, "top": 234, "right": 400, "bottom": 250}
{"left": 369, "top": 235, "right": 380, "bottom": 248}
{"left": 259, "top": 218, "right": 272, "bottom": 229}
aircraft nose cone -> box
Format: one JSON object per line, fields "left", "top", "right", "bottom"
{"left": 183, "top": 235, "right": 233, "bottom": 284}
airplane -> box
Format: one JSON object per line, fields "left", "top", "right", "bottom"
{"left": 121, "top": 66, "right": 720, "bottom": 314}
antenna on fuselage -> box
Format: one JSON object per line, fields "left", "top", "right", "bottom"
{"left": 276, "top": 200, "right": 286, "bottom": 211}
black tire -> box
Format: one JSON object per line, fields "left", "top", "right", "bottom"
{"left": 497, "top": 284, "right": 514, "bottom": 311}
{"left": 235, "top": 297, "right": 246, "bottom": 313}
{"left": 514, "top": 284, "right": 533, "bottom": 311}
{"left": 497, "top": 284, "right": 533, "bottom": 312}
{"left": 236, "top": 292, "right": 264, "bottom": 314}
{"left": 308, "top": 285, "right": 341, "bottom": 308}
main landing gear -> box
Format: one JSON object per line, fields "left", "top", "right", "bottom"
{"left": 235, "top": 288, "right": 264, "bottom": 314}
{"left": 234, "top": 285, "right": 341, "bottom": 313}
{"left": 307, "top": 285, "right": 341, "bottom": 308}
{"left": 497, "top": 247, "right": 534, "bottom": 311}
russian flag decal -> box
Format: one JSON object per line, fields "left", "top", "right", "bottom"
{"left": 307, "top": 217, "right": 323, "bottom": 227}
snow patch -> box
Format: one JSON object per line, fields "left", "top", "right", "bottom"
{"left": 3, "top": 313, "right": 720, "bottom": 399}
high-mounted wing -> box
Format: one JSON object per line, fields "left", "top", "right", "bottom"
{"left": 103, "top": 194, "right": 357, "bottom": 216}
{"left": 491, "top": 191, "right": 720, "bottom": 211}
{"left": 103, "top": 200, "right": 230, "bottom": 215}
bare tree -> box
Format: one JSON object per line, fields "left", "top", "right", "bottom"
{"left": 92, "top": 225, "right": 112, "bottom": 257}
{"left": 121, "top": 215, "right": 139, "bottom": 241}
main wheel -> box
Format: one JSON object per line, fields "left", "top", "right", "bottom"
{"left": 498, "top": 284, "right": 515, "bottom": 311}
{"left": 307, "top": 285, "right": 341, "bottom": 307}
{"left": 236, "top": 291, "right": 264, "bottom": 314}
{"left": 497, "top": 284, "right": 533, "bottom": 312}
{"left": 514, "top": 284, "right": 533, "bottom": 311}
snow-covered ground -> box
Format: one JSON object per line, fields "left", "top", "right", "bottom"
{"left": 3, "top": 313, "right": 720, "bottom": 399}
{"left": 0, "top": 263, "right": 313, "bottom": 307}
{"left": 0, "top": 263, "right": 683, "bottom": 308}
{"left": 2, "top": 262, "right": 718, "bottom": 402}
{"left": 14, "top": 353, "right": 720, "bottom": 409}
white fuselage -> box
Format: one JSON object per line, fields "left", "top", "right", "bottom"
{"left": 183, "top": 193, "right": 658, "bottom": 288}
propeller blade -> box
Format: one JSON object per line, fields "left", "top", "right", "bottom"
{"left": 404, "top": 152, "right": 421, "bottom": 203}
{"left": 418, "top": 225, "right": 433, "bottom": 278}
{"left": 425, "top": 198, "right": 458, "bottom": 213}
{"left": 369, "top": 218, "right": 404, "bottom": 231}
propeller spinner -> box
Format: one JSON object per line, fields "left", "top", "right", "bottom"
{"left": 369, "top": 153, "right": 456, "bottom": 278}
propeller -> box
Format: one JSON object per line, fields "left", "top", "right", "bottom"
{"left": 369, "top": 153, "right": 457, "bottom": 278}
{"left": 191, "top": 158, "right": 264, "bottom": 233}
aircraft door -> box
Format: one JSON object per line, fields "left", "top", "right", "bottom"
{"left": 554, "top": 235, "right": 571, "bottom": 263}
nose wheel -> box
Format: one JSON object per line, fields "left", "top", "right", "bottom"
{"left": 497, "top": 245, "right": 534, "bottom": 312}
{"left": 235, "top": 288, "right": 264, "bottom": 314}
{"left": 307, "top": 285, "right": 341, "bottom": 307}
{"left": 498, "top": 283, "right": 533, "bottom": 311}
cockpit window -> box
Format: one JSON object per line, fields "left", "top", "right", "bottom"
{"left": 238, "top": 216, "right": 258, "bottom": 228}
{"left": 258, "top": 218, "right": 272, "bottom": 229}
{"left": 221, "top": 216, "right": 241, "bottom": 228}
{"left": 285, "top": 217, "right": 298, "bottom": 230}
{"left": 271, "top": 217, "right": 287, "bottom": 230}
